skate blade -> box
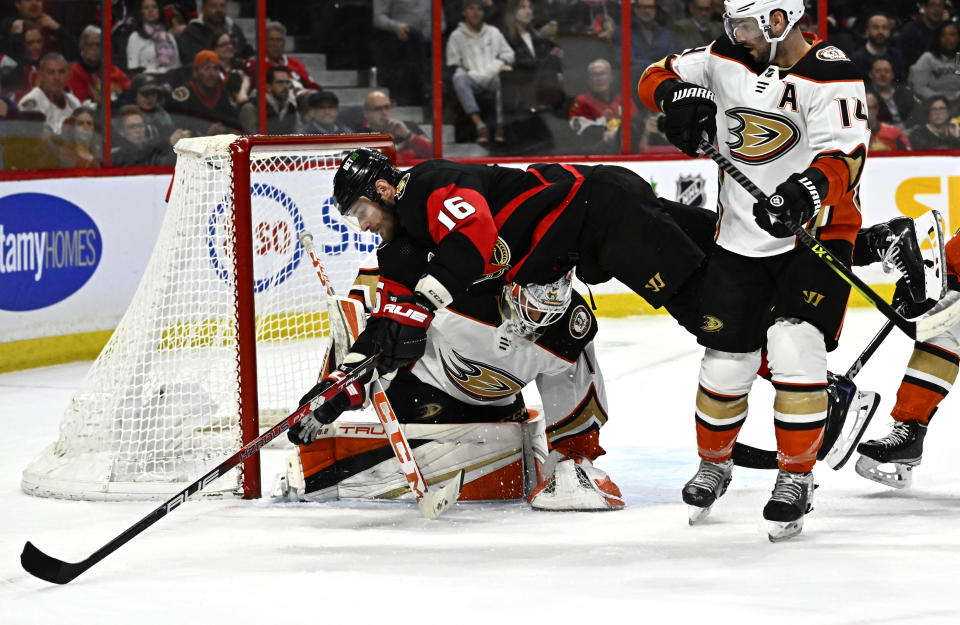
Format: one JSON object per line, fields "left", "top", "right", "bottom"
{"left": 767, "top": 517, "right": 804, "bottom": 542}
{"left": 824, "top": 391, "right": 881, "bottom": 470}
{"left": 687, "top": 504, "right": 714, "bottom": 525}
{"left": 854, "top": 455, "right": 915, "bottom": 489}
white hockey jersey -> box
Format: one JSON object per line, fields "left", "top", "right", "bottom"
{"left": 349, "top": 265, "right": 609, "bottom": 446}
{"left": 639, "top": 34, "right": 869, "bottom": 257}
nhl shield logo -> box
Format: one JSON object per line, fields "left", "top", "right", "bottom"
{"left": 676, "top": 174, "right": 706, "bottom": 207}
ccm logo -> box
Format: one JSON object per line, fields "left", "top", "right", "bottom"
{"left": 383, "top": 303, "right": 429, "bottom": 323}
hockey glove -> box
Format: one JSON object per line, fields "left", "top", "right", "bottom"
{"left": 375, "top": 291, "right": 435, "bottom": 373}
{"left": 862, "top": 217, "right": 927, "bottom": 303}
{"left": 753, "top": 169, "right": 827, "bottom": 238}
{"left": 288, "top": 354, "right": 372, "bottom": 445}
{"left": 656, "top": 80, "right": 717, "bottom": 157}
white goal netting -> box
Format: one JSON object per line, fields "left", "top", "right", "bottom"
{"left": 22, "top": 135, "right": 385, "bottom": 500}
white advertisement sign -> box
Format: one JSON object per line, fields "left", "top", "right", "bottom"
{"left": 0, "top": 174, "right": 171, "bottom": 341}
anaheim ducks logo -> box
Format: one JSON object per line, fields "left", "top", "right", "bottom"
{"left": 816, "top": 46, "right": 848, "bottom": 62}
{"left": 440, "top": 349, "right": 524, "bottom": 401}
{"left": 701, "top": 315, "right": 724, "bottom": 332}
{"left": 725, "top": 108, "right": 800, "bottom": 164}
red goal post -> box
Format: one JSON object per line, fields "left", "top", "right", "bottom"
{"left": 22, "top": 134, "right": 396, "bottom": 501}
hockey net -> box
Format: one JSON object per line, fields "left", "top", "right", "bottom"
{"left": 22, "top": 134, "right": 394, "bottom": 501}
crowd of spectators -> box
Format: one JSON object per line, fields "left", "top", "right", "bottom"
{"left": 3, "top": 0, "right": 960, "bottom": 171}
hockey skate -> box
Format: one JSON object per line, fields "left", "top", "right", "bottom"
{"left": 763, "top": 469, "right": 815, "bottom": 542}
{"left": 854, "top": 420, "right": 928, "bottom": 489}
{"left": 682, "top": 458, "right": 733, "bottom": 525}
{"left": 818, "top": 373, "right": 881, "bottom": 470}
{"left": 529, "top": 453, "right": 624, "bottom": 511}
{"left": 865, "top": 213, "right": 947, "bottom": 304}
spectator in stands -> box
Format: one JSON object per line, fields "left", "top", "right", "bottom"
{"left": 851, "top": 12, "right": 906, "bottom": 83}
{"left": 68, "top": 26, "right": 131, "bottom": 107}
{"left": 301, "top": 90, "right": 352, "bottom": 135}
{"left": 869, "top": 57, "right": 916, "bottom": 128}
{"left": 224, "top": 69, "right": 257, "bottom": 133}
{"left": 0, "top": 110, "right": 60, "bottom": 170}
{"left": 126, "top": 72, "right": 190, "bottom": 146}
{"left": 446, "top": 0, "right": 515, "bottom": 144}
{"left": 360, "top": 89, "right": 431, "bottom": 163}
{"left": 909, "top": 21, "right": 960, "bottom": 112}
{"left": 373, "top": 0, "right": 434, "bottom": 106}
{"left": 0, "top": 0, "right": 78, "bottom": 62}
{"left": 908, "top": 95, "right": 960, "bottom": 150}
{"left": 1, "top": 22, "right": 42, "bottom": 101}
{"left": 502, "top": 0, "right": 565, "bottom": 113}
{"left": 211, "top": 31, "right": 242, "bottom": 75}
{"left": 242, "top": 22, "right": 321, "bottom": 94}
{"left": 866, "top": 90, "right": 910, "bottom": 151}
{"left": 564, "top": 0, "right": 616, "bottom": 41}
{"left": 616, "top": 0, "right": 675, "bottom": 72}
{"left": 18, "top": 52, "right": 78, "bottom": 134}
{"left": 636, "top": 110, "right": 672, "bottom": 152}
{"left": 111, "top": 104, "right": 176, "bottom": 166}
{"left": 265, "top": 65, "right": 298, "bottom": 134}
{"left": 126, "top": 0, "right": 181, "bottom": 74}
{"left": 166, "top": 50, "right": 239, "bottom": 136}
{"left": 897, "top": 0, "right": 949, "bottom": 69}
{"left": 567, "top": 58, "right": 639, "bottom": 154}
{"left": 56, "top": 106, "right": 102, "bottom": 168}
{"left": 671, "top": 0, "right": 722, "bottom": 52}
{"left": 177, "top": 0, "right": 253, "bottom": 67}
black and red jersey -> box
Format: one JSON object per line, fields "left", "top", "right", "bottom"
{"left": 390, "top": 160, "right": 597, "bottom": 299}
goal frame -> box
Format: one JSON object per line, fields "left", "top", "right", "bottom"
{"left": 230, "top": 134, "right": 395, "bottom": 498}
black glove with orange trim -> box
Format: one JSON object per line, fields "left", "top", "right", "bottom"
{"left": 657, "top": 80, "right": 717, "bottom": 157}
{"left": 753, "top": 169, "right": 827, "bottom": 238}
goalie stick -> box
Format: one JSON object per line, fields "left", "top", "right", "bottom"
{"left": 21, "top": 354, "right": 380, "bottom": 585}
{"left": 299, "top": 232, "right": 463, "bottom": 519}
{"left": 698, "top": 139, "right": 960, "bottom": 342}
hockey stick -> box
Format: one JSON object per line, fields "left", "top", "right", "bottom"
{"left": 698, "top": 139, "right": 960, "bottom": 342}
{"left": 21, "top": 354, "right": 380, "bottom": 585}
{"left": 299, "top": 232, "right": 463, "bottom": 519}
{"left": 732, "top": 319, "right": 890, "bottom": 471}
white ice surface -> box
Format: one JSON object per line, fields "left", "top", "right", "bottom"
{"left": 2, "top": 309, "right": 960, "bottom": 624}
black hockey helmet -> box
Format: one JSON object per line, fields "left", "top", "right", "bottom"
{"left": 332, "top": 148, "right": 401, "bottom": 216}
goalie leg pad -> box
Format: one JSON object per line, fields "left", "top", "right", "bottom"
{"left": 529, "top": 450, "right": 624, "bottom": 511}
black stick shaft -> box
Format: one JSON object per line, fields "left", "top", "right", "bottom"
{"left": 21, "top": 354, "right": 378, "bottom": 585}
{"left": 699, "top": 140, "right": 916, "bottom": 339}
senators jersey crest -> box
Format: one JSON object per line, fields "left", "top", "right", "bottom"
{"left": 725, "top": 108, "right": 800, "bottom": 164}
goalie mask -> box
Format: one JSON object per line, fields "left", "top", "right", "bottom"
{"left": 723, "top": 0, "right": 805, "bottom": 61}
{"left": 498, "top": 272, "right": 574, "bottom": 341}
{"left": 332, "top": 148, "right": 401, "bottom": 230}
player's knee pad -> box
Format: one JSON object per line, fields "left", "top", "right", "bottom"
{"left": 766, "top": 317, "right": 826, "bottom": 384}
{"left": 699, "top": 348, "right": 760, "bottom": 395}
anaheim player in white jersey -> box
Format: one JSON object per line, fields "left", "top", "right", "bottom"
{"left": 638, "top": 0, "right": 869, "bottom": 541}
{"left": 288, "top": 254, "right": 624, "bottom": 511}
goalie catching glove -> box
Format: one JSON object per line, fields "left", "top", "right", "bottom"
{"left": 288, "top": 353, "right": 372, "bottom": 445}
{"left": 656, "top": 80, "right": 717, "bottom": 157}
{"left": 753, "top": 169, "right": 827, "bottom": 238}
{"left": 373, "top": 277, "right": 439, "bottom": 373}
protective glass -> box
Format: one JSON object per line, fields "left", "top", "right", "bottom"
{"left": 724, "top": 15, "right": 764, "bottom": 44}
{"left": 499, "top": 272, "right": 573, "bottom": 337}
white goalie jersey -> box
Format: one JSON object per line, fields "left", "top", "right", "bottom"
{"left": 639, "top": 34, "right": 869, "bottom": 257}
{"left": 349, "top": 264, "right": 609, "bottom": 445}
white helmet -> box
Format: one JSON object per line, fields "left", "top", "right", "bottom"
{"left": 498, "top": 271, "right": 574, "bottom": 339}
{"left": 723, "top": 0, "right": 805, "bottom": 45}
